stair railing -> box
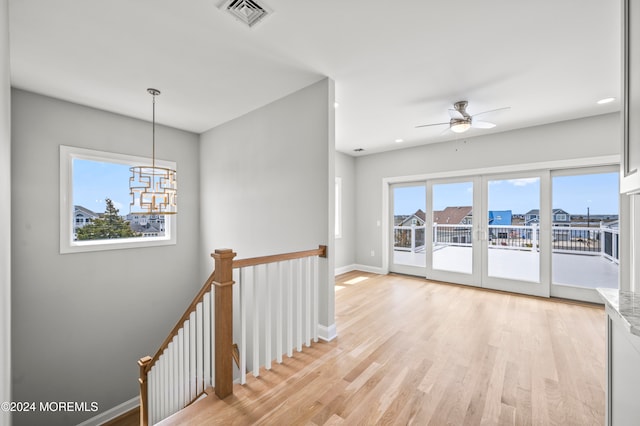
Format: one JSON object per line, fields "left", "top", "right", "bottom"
{"left": 138, "top": 245, "right": 326, "bottom": 426}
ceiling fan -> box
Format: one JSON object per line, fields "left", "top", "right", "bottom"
{"left": 416, "top": 101, "right": 510, "bottom": 133}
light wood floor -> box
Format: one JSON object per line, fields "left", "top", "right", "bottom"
{"left": 156, "top": 272, "right": 606, "bottom": 425}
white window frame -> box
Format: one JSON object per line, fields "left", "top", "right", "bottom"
{"left": 335, "top": 177, "right": 342, "bottom": 239}
{"left": 60, "top": 145, "right": 177, "bottom": 254}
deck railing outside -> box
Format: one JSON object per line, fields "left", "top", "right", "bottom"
{"left": 393, "top": 223, "right": 619, "bottom": 262}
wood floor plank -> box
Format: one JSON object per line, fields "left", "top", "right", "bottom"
{"left": 156, "top": 272, "right": 606, "bottom": 426}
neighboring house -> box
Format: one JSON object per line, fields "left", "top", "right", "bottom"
{"left": 433, "top": 206, "right": 473, "bottom": 225}
{"left": 524, "top": 209, "right": 540, "bottom": 225}
{"left": 398, "top": 209, "right": 426, "bottom": 227}
{"left": 73, "top": 205, "right": 100, "bottom": 234}
{"left": 126, "top": 213, "right": 166, "bottom": 234}
{"left": 488, "top": 210, "right": 512, "bottom": 226}
{"left": 552, "top": 208, "right": 571, "bottom": 225}
{"left": 524, "top": 208, "right": 571, "bottom": 226}
{"left": 129, "top": 221, "right": 164, "bottom": 237}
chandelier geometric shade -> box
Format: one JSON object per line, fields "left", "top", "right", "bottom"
{"left": 129, "top": 89, "right": 177, "bottom": 215}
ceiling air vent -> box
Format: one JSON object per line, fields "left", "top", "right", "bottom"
{"left": 220, "top": 0, "right": 272, "bottom": 28}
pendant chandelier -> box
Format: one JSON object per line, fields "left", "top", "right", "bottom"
{"left": 129, "top": 88, "right": 177, "bottom": 215}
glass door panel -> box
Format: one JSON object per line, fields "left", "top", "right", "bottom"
{"left": 426, "top": 178, "right": 480, "bottom": 286}
{"left": 390, "top": 183, "right": 426, "bottom": 276}
{"left": 481, "top": 172, "right": 550, "bottom": 298}
{"left": 486, "top": 176, "right": 541, "bottom": 283}
{"left": 431, "top": 181, "right": 474, "bottom": 274}
{"left": 550, "top": 168, "right": 619, "bottom": 302}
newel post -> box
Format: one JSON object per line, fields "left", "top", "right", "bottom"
{"left": 138, "top": 356, "right": 152, "bottom": 426}
{"left": 212, "top": 248, "right": 236, "bottom": 399}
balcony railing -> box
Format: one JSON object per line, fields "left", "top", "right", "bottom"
{"left": 393, "top": 223, "right": 619, "bottom": 263}
{"left": 394, "top": 225, "right": 426, "bottom": 252}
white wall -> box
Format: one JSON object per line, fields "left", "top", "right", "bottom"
{"left": 334, "top": 151, "right": 356, "bottom": 273}
{"left": 11, "top": 90, "right": 201, "bottom": 426}
{"left": 199, "top": 78, "right": 336, "bottom": 337}
{"left": 1, "top": 1, "right": 11, "bottom": 425}
{"left": 354, "top": 113, "right": 620, "bottom": 269}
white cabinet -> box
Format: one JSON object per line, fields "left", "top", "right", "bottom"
{"left": 606, "top": 310, "right": 640, "bottom": 425}
{"left": 622, "top": 0, "right": 640, "bottom": 194}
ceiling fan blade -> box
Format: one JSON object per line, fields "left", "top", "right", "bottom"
{"left": 471, "top": 120, "right": 496, "bottom": 129}
{"left": 471, "top": 106, "right": 511, "bottom": 118}
{"left": 448, "top": 109, "right": 464, "bottom": 119}
{"left": 415, "top": 121, "right": 449, "bottom": 128}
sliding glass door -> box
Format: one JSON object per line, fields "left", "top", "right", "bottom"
{"left": 427, "top": 178, "right": 481, "bottom": 286}
{"left": 387, "top": 164, "right": 619, "bottom": 302}
{"left": 550, "top": 167, "right": 619, "bottom": 302}
{"left": 390, "top": 183, "right": 426, "bottom": 276}
{"left": 480, "top": 172, "right": 550, "bottom": 297}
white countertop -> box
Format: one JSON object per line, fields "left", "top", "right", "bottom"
{"left": 597, "top": 288, "right": 640, "bottom": 337}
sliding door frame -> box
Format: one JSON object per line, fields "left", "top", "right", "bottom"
{"left": 381, "top": 155, "right": 620, "bottom": 299}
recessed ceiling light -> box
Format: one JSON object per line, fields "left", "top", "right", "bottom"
{"left": 597, "top": 97, "right": 615, "bottom": 105}
{"left": 334, "top": 102, "right": 340, "bottom": 108}
{"left": 395, "top": 139, "right": 404, "bottom": 143}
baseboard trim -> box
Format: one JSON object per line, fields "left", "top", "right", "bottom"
{"left": 335, "top": 264, "right": 386, "bottom": 276}
{"left": 76, "top": 396, "right": 138, "bottom": 426}
{"left": 318, "top": 324, "right": 337, "bottom": 342}
{"left": 334, "top": 264, "right": 357, "bottom": 275}
{"left": 352, "top": 264, "right": 386, "bottom": 275}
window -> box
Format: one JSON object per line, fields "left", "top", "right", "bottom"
{"left": 555, "top": 213, "right": 567, "bottom": 221}
{"left": 335, "top": 177, "right": 342, "bottom": 238}
{"left": 60, "top": 145, "right": 177, "bottom": 253}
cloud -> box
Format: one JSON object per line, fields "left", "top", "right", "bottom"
{"left": 508, "top": 178, "right": 539, "bottom": 187}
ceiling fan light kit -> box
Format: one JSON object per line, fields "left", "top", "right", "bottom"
{"left": 450, "top": 119, "right": 471, "bottom": 133}
{"left": 416, "top": 100, "right": 509, "bottom": 134}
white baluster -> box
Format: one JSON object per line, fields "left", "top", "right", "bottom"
{"left": 296, "top": 258, "right": 302, "bottom": 352}
{"left": 239, "top": 267, "right": 247, "bottom": 385}
{"left": 196, "top": 302, "right": 204, "bottom": 395}
{"left": 210, "top": 285, "right": 216, "bottom": 387}
{"left": 189, "top": 311, "right": 196, "bottom": 400}
{"left": 203, "top": 290, "right": 211, "bottom": 389}
{"left": 160, "top": 353, "right": 167, "bottom": 419}
{"left": 276, "top": 261, "right": 283, "bottom": 364}
{"left": 313, "top": 255, "right": 319, "bottom": 343}
{"left": 173, "top": 336, "right": 179, "bottom": 413}
{"left": 148, "top": 369, "right": 155, "bottom": 425}
{"left": 287, "top": 260, "right": 293, "bottom": 357}
{"left": 177, "top": 328, "right": 185, "bottom": 408}
{"left": 252, "top": 266, "right": 260, "bottom": 377}
{"left": 265, "top": 263, "right": 272, "bottom": 370}
{"left": 305, "top": 256, "right": 311, "bottom": 347}
{"left": 167, "top": 342, "right": 174, "bottom": 415}
{"left": 183, "top": 320, "right": 190, "bottom": 408}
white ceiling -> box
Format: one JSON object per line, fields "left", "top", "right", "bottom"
{"left": 8, "top": 0, "right": 621, "bottom": 156}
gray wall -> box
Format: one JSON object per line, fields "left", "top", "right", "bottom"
{"left": 11, "top": 90, "right": 200, "bottom": 426}
{"left": 1, "top": 1, "right": 11, "bottom": 425}
{"left": 354, "top": 113, "right": 620, "bottom": 269}
{"left": 335, "top": 151, "right": 356, "bottom": 271}
{"left": 199, "top": 78, "right": 336, "bottom": 333}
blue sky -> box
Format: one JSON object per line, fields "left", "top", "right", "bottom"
{"left": 394, "top": 173, "right": 619, "bottom": 216}
{"left": 73, "top": 159, "right": 132, "bottom": 214}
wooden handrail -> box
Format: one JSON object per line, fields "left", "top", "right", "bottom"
{"left": 232, "top": 245, "right": 327, "bottom": 269}
{"left": 143, "top": 269, "right": 218, "bottom": 374}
